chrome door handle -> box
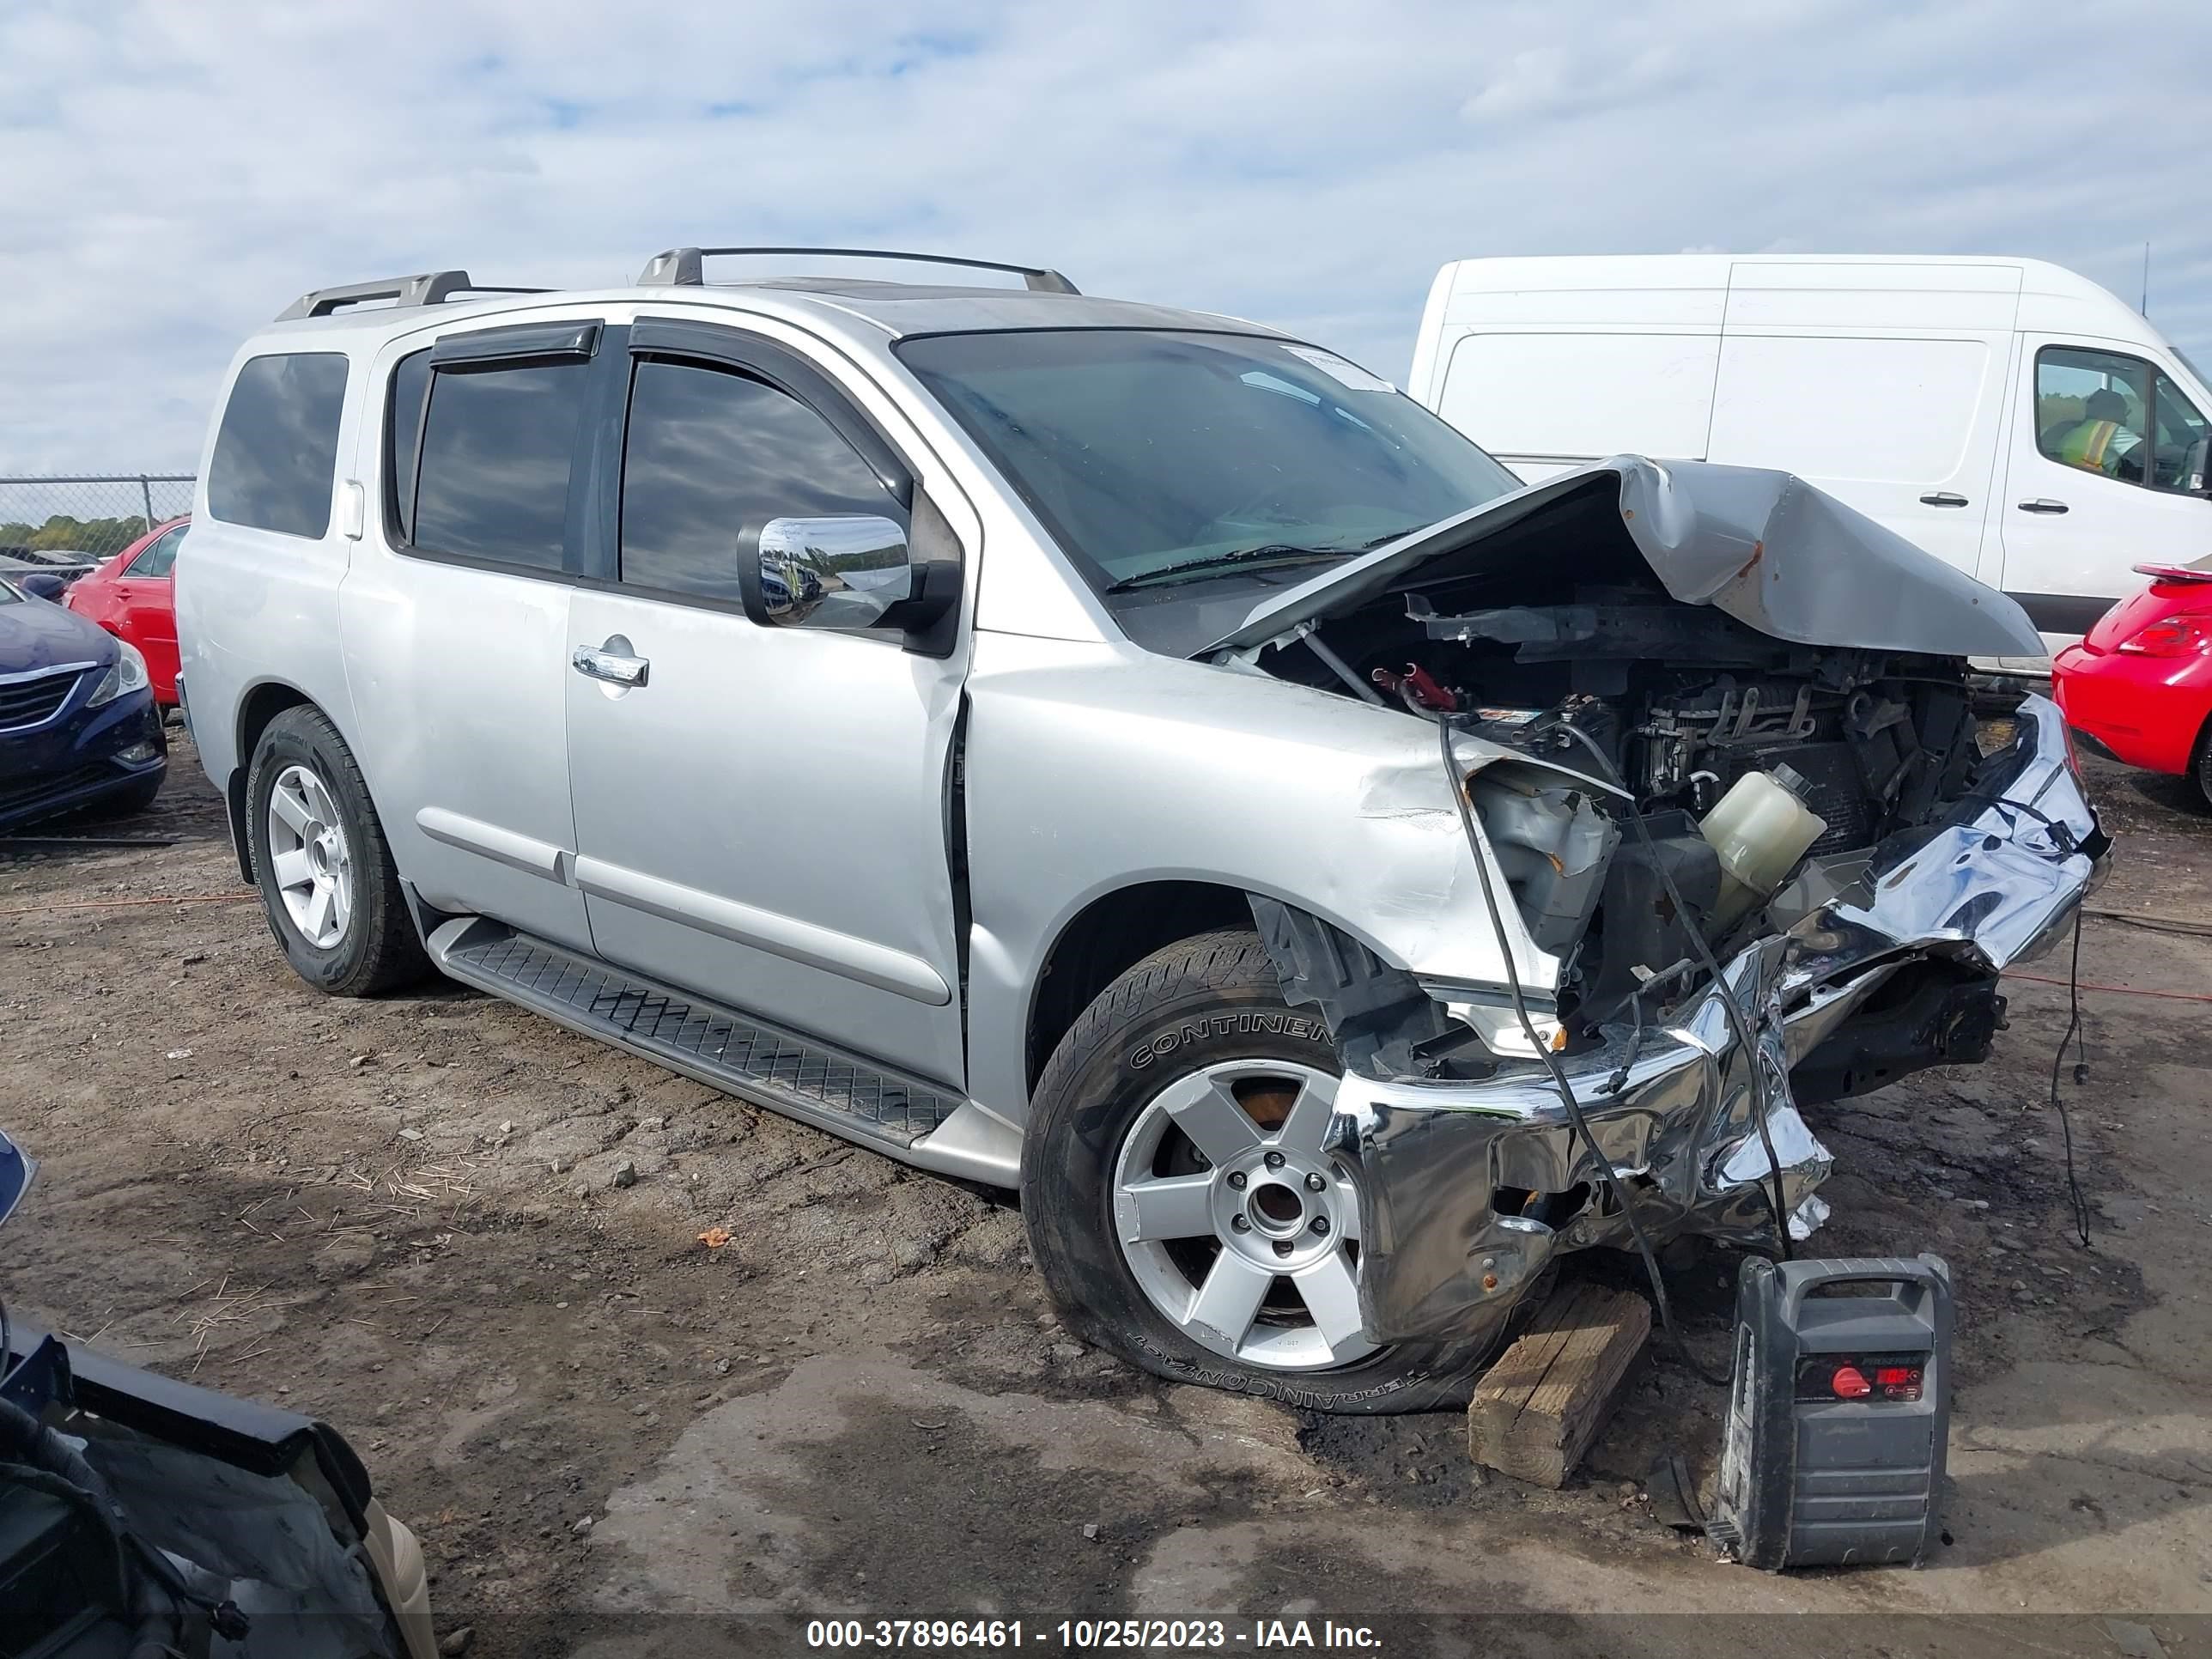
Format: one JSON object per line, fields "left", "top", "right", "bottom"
{"left": 2016, "top": 498, "right": 2069, "bottom": 515}
{"left": 571, "top": 644, "right": 649, "bottom": 687}
{"left": 1918, "top": 491, "right": 1970, "bottom": 507}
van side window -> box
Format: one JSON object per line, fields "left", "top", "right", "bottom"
{"left": 2036, "top": 347, "right": 2151, "bottom": 484}
{"left": 617, "top": 358, "right": 908, "bottom": 610}
{"left": 385, "top": 350, "right": 432, "bottom": 542}
{"left": 410, "top": 360, "right": 591, "bottom": 570}
{"left": 2152, "top": 372, "right": 2210, "bottom": 495}
{"left": 206, "top": 353, "right": 350, "bottom": 538}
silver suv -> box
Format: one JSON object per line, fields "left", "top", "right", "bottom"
{"left": 178, "top": 248, "right": 2102, "bottom": 1413}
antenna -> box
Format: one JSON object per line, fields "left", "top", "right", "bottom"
{"left": 2141, "top": 241, "right": 2151, "bottom": 315}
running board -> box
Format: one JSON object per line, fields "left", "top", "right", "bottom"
{"left": 428, "top": 918, "right": 982, "bottom": 1166}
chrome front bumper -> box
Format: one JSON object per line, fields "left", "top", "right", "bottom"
{"left": 1338, "top": 696, "right": 2105, "bottom": 1346}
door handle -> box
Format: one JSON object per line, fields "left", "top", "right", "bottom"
{"left": 2016, "top": 498, "right": 2069, "bottom": 515}
{"left": 1919, "top": 491, "right": 1970, "bottom": 507}
{"left": 571, "top": 643, "right": 649, "bottom": 687}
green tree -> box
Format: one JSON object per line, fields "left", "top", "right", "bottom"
{"left": 0, "top": 514, "right": 150, "bottom": 559}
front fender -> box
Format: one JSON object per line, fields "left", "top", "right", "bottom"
{"left": 959, "top": 631, "right": 1571, "bottom": 1126}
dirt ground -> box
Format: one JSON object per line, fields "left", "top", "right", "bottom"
{"left": 4, "top": 731, "right": 2210, "bottom": 1657}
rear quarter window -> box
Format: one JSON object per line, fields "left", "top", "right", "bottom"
{"left": 385, "top": 349, "right": 432, "bottom": 542}
{"left": 206, "top": 352, "right": 350, "bottom": 538}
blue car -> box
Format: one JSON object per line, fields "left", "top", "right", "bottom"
{"left": 0, "top": 572, "right": 166, "bottom": 830}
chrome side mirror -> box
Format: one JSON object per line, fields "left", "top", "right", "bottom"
{"left": 750, "top": 514, "right": 914, "bottom": 629}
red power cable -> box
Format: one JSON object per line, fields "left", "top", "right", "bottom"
{"left": 2007, "top": 970, "right": 2212, "bottom": 1006}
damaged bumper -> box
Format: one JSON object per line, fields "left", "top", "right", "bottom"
{"left": 1336, "top": 696, "right": 2104, "bottom": 1346}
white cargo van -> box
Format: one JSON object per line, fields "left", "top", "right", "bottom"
{"left": 1409, "top": 255, "right": 2212, "bottom": 659}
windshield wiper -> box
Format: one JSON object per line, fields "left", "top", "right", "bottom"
{"left": 1103, "top": 544, "right": 1363, "bottom": 593}
{"left": 1362, "top": 524, "right": 1431, "bottom": 549}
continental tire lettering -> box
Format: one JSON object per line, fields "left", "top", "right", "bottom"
{"left": 1127, "top": 1012, "right": 1326, "bottom": 1069}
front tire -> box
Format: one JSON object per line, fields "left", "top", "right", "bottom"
{"left": 246, "top": 707, "right": 428, "bottom": 997}
{"left": 1023, "top": 930, "right": 1498, "bottom": 1413}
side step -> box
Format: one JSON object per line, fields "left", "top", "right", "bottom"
{"left": 428, "top": 917, "right": 963, "bottom": 1152}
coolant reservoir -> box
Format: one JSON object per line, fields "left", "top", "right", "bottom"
{"left": 1699, "top": 764, "right": 1827, "bottom": 929}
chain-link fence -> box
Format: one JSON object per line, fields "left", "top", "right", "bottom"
{"left": 0, "top": 474, "right": 197, "bottom": 566}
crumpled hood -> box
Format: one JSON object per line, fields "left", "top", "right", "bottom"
{"left": 1202, "top": 456, "right": 2044, "bottom": 659}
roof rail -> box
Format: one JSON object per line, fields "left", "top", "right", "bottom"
{"left": 275, "top": 271, "right": 550, "bottom": 322}
{"left": 635, "top": 246, "right": 1079, "bottom": 295}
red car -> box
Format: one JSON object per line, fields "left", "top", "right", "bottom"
{"left": 64, "top": 515, "right": 187, "bottom": 706}
{"left": 2055, "top": 558, "right": 2212, "bottom": 801}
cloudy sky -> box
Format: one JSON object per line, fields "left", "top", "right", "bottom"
{"left": 3, "top": 0, "right": 2208, "bottom": 472}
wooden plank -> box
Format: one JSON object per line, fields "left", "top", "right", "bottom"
{"left": 1467, "top": 1281, "right": 1651, "bottom": 1488}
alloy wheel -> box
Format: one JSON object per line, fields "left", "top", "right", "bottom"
{"left": 266, "top": 763, "right": 353, "bottom": 950}
{"left": 1110, "top": 1060, "right": 1376, "bottom": 1371}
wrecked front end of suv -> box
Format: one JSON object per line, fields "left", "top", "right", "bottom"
{"left": 1215, "top": 459, "right": 2106, "bottom": 1350}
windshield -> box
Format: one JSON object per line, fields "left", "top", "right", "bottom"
{"left": 898, "top": 329, "right": 1521, "bottom": 593}
{"left": 0, "top": 577, "right": 21, "bottom": 604}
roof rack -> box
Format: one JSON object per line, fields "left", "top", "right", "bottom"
{"left": 635, "top": 246, "right": 1079, "bottom": 295}
{"left": 276, "top": 271, "right": 550, "bottom": 322}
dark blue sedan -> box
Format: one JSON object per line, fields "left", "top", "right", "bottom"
{"left": 0, "top": 572, "right": 166, "bottom": 830}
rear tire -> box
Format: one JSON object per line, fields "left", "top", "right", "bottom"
{"left": 1023, "top": 929, "right": 1498, "bottom": 1413}
{"left": 2194, "top": 719, "right": 2212, "bottom": 811}
{"left": 246, "top": 707, "right": 428, "bottom": 997}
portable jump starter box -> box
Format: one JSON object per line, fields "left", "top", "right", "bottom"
{"left": 1709, "top": 1254, "right": 1954, "bottom": 1569}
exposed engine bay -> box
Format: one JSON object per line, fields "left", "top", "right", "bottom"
{"left": 1208, "top": 459, "right": 2104, "bottom": 1347}
{"left": 1278, "top": 575, "right": 1994, "bottom": 1057}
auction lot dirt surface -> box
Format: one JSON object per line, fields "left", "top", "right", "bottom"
{"left": 5, "top": 732, "right": 2210, "bottom": 1657}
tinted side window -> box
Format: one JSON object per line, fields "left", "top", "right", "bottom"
{"left": 411, "top": 361, "right": 591, "bottom": 569}
{"left": 2036, "top": 346, "right": 2150, "bottom": 483}
{"left": 206, "top": 353, "right": 350, "bottom": 538}
{"left": 386, "top": 350, "right": 432, "bottom": 541}
{"left": 128, "top": 524, "right": 188, "bottom": 578}
{"left": 618, "top": 358, "right": 906, "bottom": 605}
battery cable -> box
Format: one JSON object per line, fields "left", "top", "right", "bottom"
{"left": 2047, "top": 912, "right": 2094, "bottom": 1249}
{"left": 1543, "top": 717, "right": 1799, "bottom": 1260}
{"left": 1432, "top": 708, "right": 1733, "bottom": 1387}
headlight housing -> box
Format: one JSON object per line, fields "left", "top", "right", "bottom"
{"left": 88, "top": 639, "right": 149, "bottom": 707}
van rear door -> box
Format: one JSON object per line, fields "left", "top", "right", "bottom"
{"left": 1704, "top": 261, "right": 2019, "bottom": 584}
